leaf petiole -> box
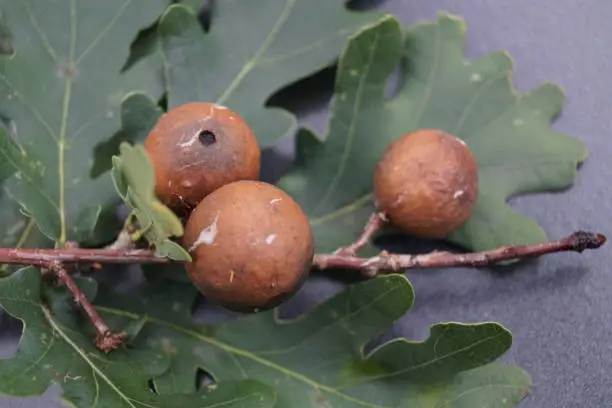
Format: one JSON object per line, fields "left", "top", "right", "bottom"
{"left": 129, "top": 226, "right": 151, "bottom": 243}
{"left": 45, "top": 260, "right": 127, "bottom": 353}
{"left": 315, "top": 231, "right": 607, "bottom": 277}
{"left": 333, "top": 212, "right": 388, "bottom": 256}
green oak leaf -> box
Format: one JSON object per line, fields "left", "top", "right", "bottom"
{"left": 0, "top": 267, "right": 276, "bottom": 408}
{"left": 156, "top": 1, "right": 386, "bottom": 148}
{"left": 111, "top": 141, "right": 190, "bottom": 261}
{"left": 0, "top": 204, "right": 41, "bottom": 247}
{"left": 0, "top": 9, "right": 13, "bottom": 55}
{"left": 277, "top": 13, "right": 586, "bottom": 254}
{"left": 0, "top": 193, "right": 52, "bottom": 276}
{"left": 91, "top": 93, "right": 163, "bottom": 179}
{"left": 0, "top": 124, "right": 52, "bottom": 254}
{"left": 0, "top": 0, "right": 169, "bottom": 247}
{"left": 90, "top": 0, "right": 200, "bottom": 173}
{"left": 93, "top": 274, "right": 531, "bottom": 407}
{"left": 120, "top": 0, "right": 202, "bottom": 76}
{"left": 397, "top": 364, "right": 530, "bottom": 407}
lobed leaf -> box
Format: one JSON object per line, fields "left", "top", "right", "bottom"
{"left": 91, "top": 93, "right": 163, "bottom": 179}
{"left": 0, "top": 123, "right": 53, "bottom": 256}
{"left": 0, "top": 5, "right": 549, "bottom": 408}
{"left": 111, "top": 141, "right": 190, "bottom": 261}
{"left": 277, "top": 14, "right": 586, "bottom": 254}
{"left": 0, "top": 0, "right": 169, "bottom": 247}
{"left": 93, "top": 273, "right": 532, "bottom": 407}
{"left": 156, "top": 1, "right": 386, "bottom": 148}
{"left": 0, "top": 267, "right": 276, "bottom": 407}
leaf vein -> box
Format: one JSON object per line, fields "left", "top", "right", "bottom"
{"left": 254, "top": 285, "right": 398, "bottom": 356}
{"left": 0, "top": 322, "right": 56, "bottom": 388}
{"left": 410, "top": 21, "right": 441, "bottom": 126}
{"left": 91, "top": 369, "right": 100, "bottom": 408}
{"left": 41, "top": 306, "right": 138, "bottom": 408}
{"left": 0, "top": 72, "right": 58, "bottom": 143}
{"left": 75, "top": 0, "right": 133, "bottom": 65}
{"left": 437, "top": 382, "right": 528, "bottom": 408}
{"left": 56, "top": 0, "right": 77, "bottom": 244}
{"left": 216, "top": 0, "right": 296, "bottom": 105}
{"left": 69, "top": 108, "right": 109, "bottom": 142}
{"left": 226, "top": 350, "right": 248, "bottom": 378}
{"left": 311, "top": 27, "right": 381, "bottom": 215}
{"left": 340, "top": 333, "right": 507, "bottom": 388}
{"left": 310, "top": 193, "right": 372, "bottom": 226}
{"left": 19, "top": 0, "right": 59, "bottom": 63}
{"left": 97, "top": 306, "right": 389, "bottom": 408}
{"left": 259, "top": 29, "right": 351, "bottom": 66}
{"left": 204, "top": 393, "right": 268, "bottom": 408}
{"left": 451, "top": 72, "right": 509, "bottom": 136}
{"left": 402, "top": 52, "right": 520, "bottom": 145}
{"left": 0, "top": 142, "right": 61, "bottom": 213}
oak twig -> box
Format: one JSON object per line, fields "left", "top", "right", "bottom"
{"left": 0, "top": 248, "right": 168, "bottom": 267}
{"left": 0, "top": 231, "right": 605, "bottom": 274}
{"left": 333, "top": 212, "right": 388, "bottom": 256}
{"left": 314, "top": 231, "right": 607, "bottom": 277}
{"left": 0, "top": 227, "right": 605, "bottom": 354}
{"left": 46, "top": 261, "right": 126, "bottom": 352}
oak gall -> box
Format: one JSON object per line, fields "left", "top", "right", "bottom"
{"left": 182, "top": 180, "right": 314, "bottom": 312}
{"left": 373, "top": 129, "right": 478, "bottom": 238}
{"left": 144, "top": 102, "right": 261, "bottom": 215}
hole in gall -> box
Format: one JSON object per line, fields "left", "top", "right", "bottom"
{"left": 199, "top": 130, "right": 216, "bottom": 146}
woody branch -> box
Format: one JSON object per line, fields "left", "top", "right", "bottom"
{"left": 0, "top": 229, "right": 604, "bottom": 353}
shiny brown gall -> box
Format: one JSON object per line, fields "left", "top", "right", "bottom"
{"left": 144, "top": 102, "right": 261, "bottom": 215}
{"left": 373, "top": 129, "right": 479, "bottom": 238}
{"left": 182, "top": 180, "right": 314, "bottom": 312}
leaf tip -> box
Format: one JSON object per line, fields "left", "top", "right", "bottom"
{"left": 159, "top": 2, "right": 199, "bottom": 36}
{"left": 347, "top": 13, "right": 402, "bottom": 43}
{"left": 435, "top": 11, "right": 467, "bottom": 27}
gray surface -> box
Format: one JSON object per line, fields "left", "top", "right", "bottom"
{"left": 1, "top": 0, "right": 611, "bottom": 407}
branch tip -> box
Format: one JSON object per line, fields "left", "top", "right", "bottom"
{"left": 570, "top": 231, "right": 607, "bottom": 251}
{"left": 95, "top": 330, "right": 128, "bottom": 353}
{"left": 46, "top": 261, "right": 127, "bottom": 352}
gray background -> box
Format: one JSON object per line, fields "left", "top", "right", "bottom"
{"left": 1, "top": 0, "right": 611, "bottom": 406}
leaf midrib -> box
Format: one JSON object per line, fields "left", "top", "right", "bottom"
{"left": 337, "top": 333, "right": 507, "bottom": 389}
{"left": 8, "top": 0, "right": 136, "bottom": 245}
{"left": 40, "top": 306, "right": 138, "bottom": 408}
{"left": 436, "top": 382, "right": 528, "bottom": 408}
{"left": 305, "top": 39, "right": 565, "bottom": 231}
{"left": 97, "top": 304, "right": 504, "bottom": 408}
{"left": 56, "top": 0, "right": 77, "bottom": 244}
{"left": 311, "top": 26, "right": 382, "bottom": 216}
{"left": 305, "top": 22, "right": 440, "bottom": 226}
{"left": 215, "top": 0, "right": 296, "bottom": 105}
{"left": 310, "top": 193, "right": 372, "bottom": 226}
{"left": 97, "top": 306, "right": 389, "bottom": 408}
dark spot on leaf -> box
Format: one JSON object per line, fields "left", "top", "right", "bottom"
{"left": 0, "top": 114, "right": 17, "bottom": 138}
{"left": 0, "top": 16, "right": 14, "bottom": 55}
{"left": 161, "top": 338, "right": 178, "bottom": 355}
{"left": 316, "top": 393, "right": 330, "bottom": 406}
{"left": 196, "top": 0, "right": 214, "bottom": 32}
{"left": 198, "top": 130, "right": 216, "bottom": 146}
{"left": 0, "top": 37, "right": 13, "bottom": 55}
{"left": 57, "top": 61, "right": 77, "bottom": 79}
{"left": 196, "top": 368, "right": 215, "bottom": 390}
{"left": 148, "top": 379, "right": 158, "bottom": 394}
